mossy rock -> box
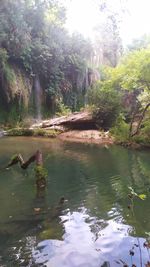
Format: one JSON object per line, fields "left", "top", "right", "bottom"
{"left": 39, "top": 223, "right": 63, "bottom": 240}
{"left": 6, "top": 127, "right": 61, "bottom": 137}
{"left": 7, "top": 128, "right": 34, "bottom": 136}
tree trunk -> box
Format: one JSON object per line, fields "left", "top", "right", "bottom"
{"left": 131, "top": 103, "right": 150, "bottom": 137}
{"left": 129, "top": 104, "right": 138, "bottom": 138}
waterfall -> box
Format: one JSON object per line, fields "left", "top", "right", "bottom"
{"left": 34, "top": 76, "right": 42, "bottom": 121}
{"left": 0, "top": 130, "right": 7, "bottom": 137}
{"left": 84, "top": 67, "right": 89, "bottom": 106}
{"left": 0, "top": 130, "right": 4, "bottom": 137}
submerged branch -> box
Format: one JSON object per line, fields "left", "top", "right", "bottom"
{"left": 6, "top": 150, "right": 46, "bottom": 188}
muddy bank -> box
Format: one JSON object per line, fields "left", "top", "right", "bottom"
{"left": 58, "top": 130, "right": 114, "bottom": 145}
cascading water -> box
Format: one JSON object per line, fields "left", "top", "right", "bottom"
{"left": 0, "top": 130, "right": 4, "bottom": 137}
{"left": 84, "top": 67, "right": 89, "bottom": 106}
{"left": 34, "top": 76, "right": 42, "bottom": 121}
{"left": 84, "top": 68, "right": 100, "bottom": 106}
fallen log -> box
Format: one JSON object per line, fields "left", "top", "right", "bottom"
{"left": 31, "top": 112, "right": 97, "bottom": 130}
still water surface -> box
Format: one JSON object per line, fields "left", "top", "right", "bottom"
{"left": 0, "top": 137, "right": 150, "bottom": 267}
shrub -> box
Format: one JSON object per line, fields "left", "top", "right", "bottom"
{"left": 110, "top": 114, "right": 130, "bottom": 142}
{"left": 132, "top": 119, "right": 150, "bottom": 144}
{"left": 56, "top": 98, "right": 71, "bottom": 116}
{"left": 88, "top": 83, "right": 121, "bottom": 130}
{"left": 7, "top": 128, "right": 34, "bottom": 136}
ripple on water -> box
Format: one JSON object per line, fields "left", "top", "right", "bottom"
{"left": 32, "top": 210, "right": 104, "bottom": 266}
{"left": 31, "top": 208, "right": 149, "bottom": 267}
{"left": 1, "top": 139, "right": 150, "bottom": 266}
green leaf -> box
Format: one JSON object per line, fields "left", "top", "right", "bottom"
{"left": 138, "top": 194, "right": 146, "bottom": 200}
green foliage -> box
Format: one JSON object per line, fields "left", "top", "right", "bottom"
{"left": 0, "top": 0, "right": 31, "bottom": 58}
{"left": 138, "top": 194, "right": 147, "bottom": 200}
{"left": 10, "top": 154, "right": 18, "bottom": 162}
{"left": 0, "top": 48, "right": 8, "bottom": 69}
{"left": 55, "top": 98, "right": 71, "bottom": 116}
{"left": 96, "top": 48, "right": 150, "bottom": 142}
{"left": 127, "top": 34, "right": 150, "bottom": 51}
{"left": 88, "top": 81, "right": 121, "bottom": 129}
{"left": 100, "top": 48, "right": 150, "bottom": 95}
{"left": 35, "top": 165, "right": 47, "bottom": 180}
{"left": 132, "top": 118, "right": 150, "bottom": 145}
{"left": 6, "top": 127, "right": 61, "bottom": 137}
{"left": 0, "top": 0, "right": 92, "bottom": 122}
{"left": 0, "top": 48, "right": 15, "bottom": 84}
{"left": 141, "top": 119, "right": 150, "bottom": 138}
{"left": 0, "top": 109, "right": 8, "bottom": 125}
{"left": 110, "top": 114, "right": 130, "bottom": 142}
{"left": 7, "top": 128, "right": 34, "bottom": 136}
{"left": 94, "top": 13, "right": 123, "bottom": 67}
{"left": 128, "top": 187, "right": 146, "bottom": 200}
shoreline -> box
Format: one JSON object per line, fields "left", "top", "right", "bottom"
{"left": 58, "top": 130, "right": 114, "bottom": 145}
{"left": 1, "top": 127, "right": 150, "bottom": 150}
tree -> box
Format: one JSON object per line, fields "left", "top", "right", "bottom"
{"left": 101, "top": 49, "right": 150, "bottom": 136}
{"left": 0, "top": 0, "right": 31, "bottom": 59}
{"left": 94, "top": 14, "right": 123, "bottom": 67}
{"left": 0, "top": 0, "right": 93, "bottom": 119}
{"left": 88, "top": 80, "right": 121, "bottom": 130}
{"left": 127, "top": 34, "right": 150, "bottom": 51}
{"left": 93, "top": 0, "right": 124, "bottom": 67}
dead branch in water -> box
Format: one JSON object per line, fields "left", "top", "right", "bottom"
{"left": 6, "top": 150, "right": 47, "bottom": 189}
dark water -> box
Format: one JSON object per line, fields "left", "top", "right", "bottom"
{"left": 0, "top": 137, "right": 150, "bottom": 267}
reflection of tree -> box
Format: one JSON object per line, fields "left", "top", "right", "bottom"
{"left": 137, "top": 157, "right": 150, "bottom": 179}
{"left": 121, "top": 151, "right": 150, "bottom": 236}
{"left": 130, "top": 154, "right": 147, "bottom": 190}
{"left": 61, "top": 143, "right": 150, "bottom": 238}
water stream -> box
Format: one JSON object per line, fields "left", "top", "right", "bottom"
{"left": 34, "top": 76, "right": 42, "bottom": 121}
{"left": 0, "top": 137, "right": 150, "bottom": 266}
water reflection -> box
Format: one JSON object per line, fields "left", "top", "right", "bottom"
{"left": 32, "top": 208, "right": 149, "bottom": 267}
{"left": 32, "top": 209, "right": 102, "bottom": 266}
{"left": 0, "top": 138, "right": 150, "bottom": 266}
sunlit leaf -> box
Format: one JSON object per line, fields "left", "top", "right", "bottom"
{"left": 138, "top": 194, "right": 146, "bottom": 200}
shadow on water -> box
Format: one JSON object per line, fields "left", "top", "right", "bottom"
{"left": 0, "top": 137, "right": 150, "bottom": 266}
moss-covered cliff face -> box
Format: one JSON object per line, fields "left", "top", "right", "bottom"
{"left": 0, "top": 63, "right": 33, "bottom": 125}
{"left": 0, "top": 1, "right": 94, "bottom": 126}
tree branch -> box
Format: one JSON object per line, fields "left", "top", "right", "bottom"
{"left": 131, "top": 102, "right": 150, "bottom": 137}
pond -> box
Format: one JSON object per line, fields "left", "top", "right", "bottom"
{"left": 0, "top": 137, "right": 150, "bottom": 267}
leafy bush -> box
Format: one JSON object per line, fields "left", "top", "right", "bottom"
{"left": 7, "top": 128, "right": 34, "bottom": 136}
{"left": 141, "top": 119, "right": 150, "bottom": 138}
{"left": 56, "top": 99, "right": 71, "bottom": 116}
{"left": 110, "top": 114, "right": 130, "bottom": 141}
{"left": 88, "top": 82, "right": 121, "bottom": 130}
{"left": 6, "top": 128, "right": 61, "bottom": 137}
{"left": 132, "top": 119, "right": 150, "bottom": 144}
{"left": 0, "top": 48, "right": 15, "bottom": 84}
